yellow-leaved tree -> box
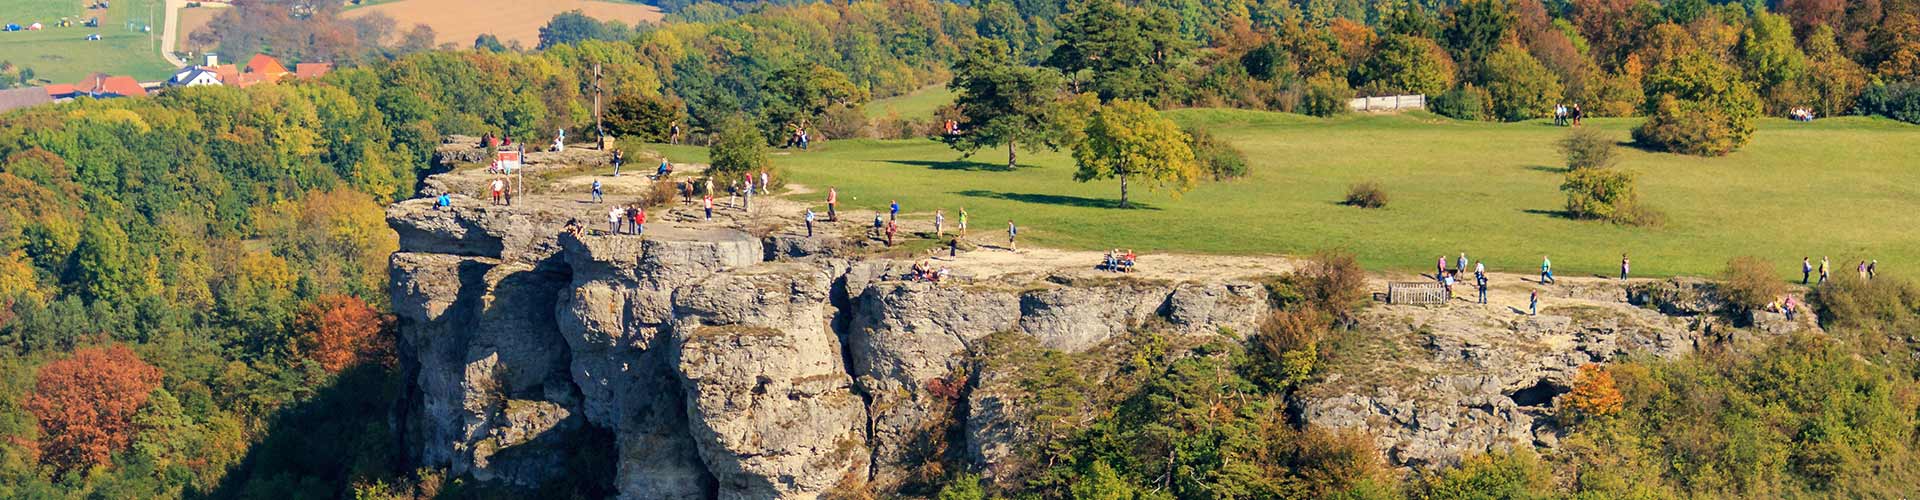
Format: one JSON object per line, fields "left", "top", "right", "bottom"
{"left": 1070, "top": 100, "right": 1198, "bottom": 209}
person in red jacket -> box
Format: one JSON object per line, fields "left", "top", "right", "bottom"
{"left": 634, "top": 206, "right": 647, "bottom": 235}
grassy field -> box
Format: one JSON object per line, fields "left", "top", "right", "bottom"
{"left": 0, "top": 0, "right": 174, "bottom": 82}
{"left": 646, "top": 110, "right": 1920, "bottom": 278}
{"left": 865, "top": 84, "right": 954, "bottom": 120}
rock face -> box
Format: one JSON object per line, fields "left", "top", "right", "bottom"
{"left": 386, "top": 198, "right": 1270, "bottom": 497}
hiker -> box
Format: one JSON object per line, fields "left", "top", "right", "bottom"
{"left": 656, "top": 157, "right": 672, "bottom": 179}
{"left": 1820, "top": 256, "right": 1830, "bottom": 284}
{"left": 624, "top": 205, "right": 639, "bottom": 234}
{"left": 436, "top": 193, "right": 452, "bottom": 211}
{"left": 958, "top": 208, "right": 968, "bottom": 235}
{"left": 612, "top": 149, "right": 624, "bottom": 176}
{"left": 872, "top": 215, "right": 884, "bottom": 239}
{"left": 934, "top": 210, "right": 945, "bottom": 237}
{"left": 490, "top": 178, "right": 505, "bottom": 205}
{"left": 669, "top": 122, "right": 681, "bottom": 145}
{"left": 1477, "top": 273, "right": 1489, "bottom": 304}
{"left": 703, "top": 194, "right": 714, "bottom": 221}
{"left": 1553, "top": 104, "right": 1566, "bottom": 126}
{"left": 1007, "top": 220, "right": 1018, "bottom": 251}
{"left": 1457, "top": 253, "right": 1469, "bottom": 275}
{"left": 608, "top": 206, "right": 622, "bottom": 234}
{"left": 1540, "top": 256, "right": 1555, "bottom": 284}
{"left": 591, "top": 180, "right": 603, "bottom": 203}
{"left": 885, "top": 219, "right": 897, "bottom": 247}
{"left": 682, "top": 180, "right": 694, "bottom": 205}
{"left": 1443, "top": 272, "right": 1455, "bottom": 301}
{"left": 826, "top": 187, "right": 839, "bottom": 221}
{"left": 889, "top": 200, "right": 900, "bottom": 221}
{"left": 730, "top": 180, "right": 741, "bottom": 209}
{"left": 760, "top": 170, "right": 770, "bottom": 192}
{"left": 1620, "top": 254, "right": 1630, "bottom": 281}
{"left": 805, "top": 209, "right": 816, "bottom": 237}
{"left": 1474, "top": 260, "right": 1485, "bottom": 279}
{"left": 1869, "top": 260, "right": 1878, "bottom": 280}
{"left": 1802, "top": 257, "right": 1813, "bottom": 285}
{"left": 704, "top": 177, "right": 714, "bottom": 199}
{"left": 1436, "top": 256, "right": 1447, "bottom": 280}
{"left": 1858, "top": 261, "right": 1868, "bottom": 279}
{"left": 949, "top": 238, "right": 959, "bottom": 257}
{"left": 1529, "top": 290, "right": 1539, "bottom": 316}
{"left": 744, "top": 180, "right": 754, "bottom": 212}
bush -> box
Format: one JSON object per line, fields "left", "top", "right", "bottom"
{"left": 1557, "top": 364, "right": 1624, "bottom": 423}
{"left": 1299, "top": 76, "right": 1355, "bottom": 117}
{"left": 1632, "top": 53, "right": 1761, "bottom": 156}
{"left": 641, "top": 178, "right": 677, "bottom": 208}
{"left": 1484, "top": 44, "right": 1565, "bottom": 122}
{"left": 1561, "top": 167, "right": 1659, "bottom": 226}
{"left": 707, "top": 115, "right": 769, "bottom": 178}
{"left": 1558, "top": 127, "right": 1618, "bottom": 170}
{"left": 1249, "top": 308, "right": 1329, "bottom": 390}
{"left": 1344, "top": 181, "right": 1389, "bottom": 208}
{"left": 1855, "top": 81, "right": 1920, "bottom": 124}
{"left": 1184, "top": 126, "right": 1249, "bottom": 180}
{"left": 817, "top": 103, "right": 869, "bottom": 140}
{"left": 1429, "top": 83, "right": 1491, "bottom": 121}
{"left": 1294, "top": 249, "right": 1370, "bottom": 319}
{"left": 1720, "top": 256, "right": 1786, "bottom": 312}
{"left": 1415, "top": 451, "right": 1555, "bottom": 499}
{"left": 1807, "top": 274, "right": 1920, "bottom": 331}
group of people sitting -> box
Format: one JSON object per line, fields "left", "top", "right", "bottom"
{"left": 1789, "top": 107, "right": 1818, "bottom": 122}
{"left": 786, "top": 122, "right": 812, "bottom": 150}
{"left": 906, "top": 260, "right": 950, "bottom": 283}
{"left": 1101, "top": 249, "right": 1138, "bottom": 273}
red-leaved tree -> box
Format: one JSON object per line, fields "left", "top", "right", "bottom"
{"left": 25, "top": 345, "right": 164, "bottom": 473}
{"left": 294, "top": 294, "right": 396, "bottom": 373}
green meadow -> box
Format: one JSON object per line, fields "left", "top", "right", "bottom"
{"left": 647, "top": 110, "right": 1920, "bottom": 278}
{"left": 0, "top": 0, "right": 175, "bottom": 83}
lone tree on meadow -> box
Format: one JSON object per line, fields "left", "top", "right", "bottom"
{"left": 946, "top": 38, "right": 1077, "bottom": 169}
{"left": 1071, "top": 100, "right": 1198, "bottom": 208}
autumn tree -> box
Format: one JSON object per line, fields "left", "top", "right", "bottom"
{"left": 26, "top": 345, "right": 164, "bottom": 473}
{"left": 1484, "top": 44, "right": 1565, "bottom": 121}
{"left": 294, "top": 295, "right": 396, "bottom": 373}
{"left": 1070, "top": 100, "right": 1198, "bottom": 209}
{"left": 1559, "top": 364, "right": 1625, "bottom": 422}
{"left": 1360, "top": 34, "right": 1458, "bottom": 96}
{"left": 947, "top": 39, "right": 1072, "bottom": 169}
{"left": 1633, "top": 52, "right": 1762, "bottom": 156}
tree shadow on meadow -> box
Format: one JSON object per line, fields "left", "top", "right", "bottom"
{"left": 883, "top": 159, "right": 1022, "bottom": 172}
{"left": 1522, "top": 208, "right": 1577, "bottom": 220}
{"left": 955, "top": 189, "right": 1160, "bottom": 210}
{"left": 1524, "top": 165, "right": 1567, "bottom": 174}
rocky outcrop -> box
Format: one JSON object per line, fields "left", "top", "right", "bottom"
{"left": 387, "top": 197, "right": 1273, "bottom": 498}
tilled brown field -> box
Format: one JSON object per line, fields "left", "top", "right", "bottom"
{"left": 344, "top": 0, "right": 662, "bottom": 48}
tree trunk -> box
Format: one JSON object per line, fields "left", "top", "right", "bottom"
{"left": 1119, "top": 172, "right": 1130, "bottom": 208}
{"left": 1007, "top": 141, "right": 1017, "bottom": 170}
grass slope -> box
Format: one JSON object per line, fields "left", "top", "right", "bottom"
{"left": 647, "top": 110, "right": 1920, "bottom": 278}
{"left": 864, "top": 84, "right": 953, "bottom": 120}
{"left": 0, "top": 0, "right": 174, "bottom": 82}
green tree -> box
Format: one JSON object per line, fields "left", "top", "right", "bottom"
{"left": 947, "top": 39, "right": 1071, "bottom": 169}
{"left": 473, "top": 34, "right": 507, "bottom": 52}
{"left": 67, "top": 221, "right": 133, "bottom": 305}
{"left": 537, "top": 10, "right": 617, "bottom": 50}
{"left": 1484, "top": 44, "right": 1564, "bottom": 121}
{"left": 763, "top": 64, "right": 866, "bottom": 139}
{"left": 708, "top": 116, "right": 769, "bottom": 179}
{"left": 1561, "top": 167, "right": 1651, "bottom": 225}
{"left": 1361, "top": 34, "right": 1457, "bottom": 96}
{"left": 1633, "top": 52, "right": 1761, "bottom": 156}
{"left": 1738, "top": 11, "right": 1809, "bottom": 112}
{"left": 1071, "top": 101, "right": 1198, "bottom": 208}
{"left": 1441, "top": 0, "right": 1516, "bottom": 81}
{"left": 1047, "top": 0, "right": 1190, "bottom": 101}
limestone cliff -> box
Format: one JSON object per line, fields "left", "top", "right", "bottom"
{"left": 386, "top": 198, "right": 1267, "bottom": 498}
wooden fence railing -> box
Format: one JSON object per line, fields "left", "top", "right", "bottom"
{"left": 1388, "top": 282, "right": 1447, "bottom": 306}
{"left": 1348, "top": 94, "right": 1427, "bottom": 113}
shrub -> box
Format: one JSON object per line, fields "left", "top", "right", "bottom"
{"left": 1720, "top": 256, "right": 1786, "bottom": 312}
{"left": 1295, "top": 249, "right": 1370, "bottom": 320}
{"left": 1429, "top": 83, "right": 1491, "bottom": 121}
{"left": 1300, "top": 76, "right": 1355, "bottom": 117}
{"left": 1855, "top": 80, "right": 1920, "bottom": 124}
{"left": 817, "top": 103, "right": 869, "bottom": 140}
{"left": 707, "top": 115, "right": 769, "bottom": 178}
{"left": 1249, "top": 308, "right": 1330, "bottom": 390}
{"left": 1561, "top": 167, "right": 1658, "bottom": 226}
{"left": 641, "top": 178, "right": 677, "bottom": 208}
{"left": 1184, "top": 126, "right": 1249, "bottom": 180}
{"left": 1558, "top": 364, "right": 1624, "bottom": 422}
{"left": 1344, "top": 181, "right": 1389, "bottom": 208}
{"left": 1558, "top": 127, "right": 1619, "bottom": 170}
{"left": 1632, "top": 53, "right": 1761, "bottom": 156}
{"left": 1807, "top": 274, "right": 1920, "bottom": 331}
{"left": 1416, "top": 451, "right": 1555, "bottom": 499}
{"left": 1484, "top": 44, "right": 1565, "bottom": 122}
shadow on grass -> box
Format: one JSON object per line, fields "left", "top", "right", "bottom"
{"left": 883, "top": 159, "right": 1021, "bottom": 172}
{"left": 1522, "top": 208, "right": 1577, "bottom": 220}
{"left": 1525, "top": 165, "right": 1566, "bottom": 174}
{"left": 955, "top": 189, "right": 1160, "bottom": 210}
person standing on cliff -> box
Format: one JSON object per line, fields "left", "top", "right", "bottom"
{"left": 805, "top": 208, "right": 816, "bottom": 238}
{"left": 1529, "top": 290, "right": 1539, "bottom": 315}
{"left": 608, "top": 205, "right": 622, "bottom": 234}
{"left": 1802, "top": 257, "right": 1813, "bottom": 284}
{"left": 1540, "top": 256, "right": 1555, "bottom": 284}
{"left": 760, "top": 170, "right": 770, "bottom": 193}
{"left": 612, "top": 149, "right": 624, "bottom": 177}
{"left": 1820, "top": 256, "right": 1830, "bottom": 284}
{"left": 958, "top": 208, "right": 968, "bottom": 235}
{"left": 635, "top": 206, "right": 648, "bottom": 236}
{"left": 703, "top": 193, "right": 713, "bottom": 221}
{"left": 934, "top": 209, "right": 945, "bottom": 237}
{"left": 889, "top": 200, "right": 900, "bottom": 221}
{"left": 743, "top": 179, "right": 754, "bottom": 212}
{"left": 1007, "top": 220, "right": 1018, "bottom": 251}
{"left": 826, "top": 187, "right": 839, "bottom": 221}
{"left": 1477, "top": 273, "right": 1489, "bottom": 304}
{"left": 490, "top": 177, "right": 504, "bottom": 206}
{"left": 624, "top": 205, "right": 638, "bottom": 235}
{"left": 591, "top": 179, "right": 603, "bottom": 203}
{"left": 1457, "top": 252, "right": 1469, "bottom": 276}
{"left": 885, "top": 218, "right": 897, "bottom": 247}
